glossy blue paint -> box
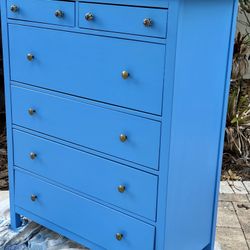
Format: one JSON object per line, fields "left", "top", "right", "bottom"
{"left": 15, "top": 169, "right": 155, "bottom": 250}
{"left": 79, "top": 3, "right": 168, "bottom": 38}
{"left": 7, "top": 0, "right": 75, "bottom": 27}
{"left": 1, "top": 0, "right": 238, "bottom": 249}
{"left": 11, "top": 85, "right": 161, "bottom": 169}
{"left": 13, "top": 129, "right": 158, "bottom": 221}
{"left": 9, "top": 24, "right": 165, "bottom": 115}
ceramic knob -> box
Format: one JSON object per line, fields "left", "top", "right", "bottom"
{"left": 85, "top": 12, "right": 94, "bottom": 21}
{"left": 55, "top": 10, "right": 64, "bottom": 18}
{"left": 143, "top": 18, "right": 153, "bottom": 27}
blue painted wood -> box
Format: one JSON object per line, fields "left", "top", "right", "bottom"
{"left": 15, "top": 169, "right": 155, "bottom": 250}
{"left": 7, "top": 19, "right": 166, "bottom": 45}
{"left": 79, "top": 0, "right": 169, "bottom": 8}
{"left": 1, "top": 0, "right": 238, "bottom": 248}
{"left": 210, "top": 0, "right": 239, "bottom": 248}
{"left": 13, "top": 129, "right": 158, "bottom": 221}
{"left": 7, "top": 0, "right": 75, "bottom": 27}
{"left": 9, "top": 24, "right": 165, "bottom": 115}
{"left": 162, "top": 0, "right": 238, "bottom": 250}
{"left": 11, "top": 85, "right": 161, "bottom": 169}
{"left": 79, "top": 3, "right": 168, "bottom": 38}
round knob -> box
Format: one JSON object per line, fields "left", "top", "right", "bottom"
{"left": 143, "top": 18, "right": 153, "bottom": 27}
{"left": 55, "top": 10, "right": 64, "bottom": 18}
{"left": 115, "top": 233, "right": 123, "bottom": 241}
{"left": 27, "top": 53, "right": 34, "bottom": 61}
{"left": 10, "top": 5, "right": 19, "bottom": 12}
{"left": 28, "top": 108, "right": 36, "bottom": 116}
{"left": 118, "top": 185, "right": 126, "bottom": 193}
{"left": 31, "top": 194, "right": 37, "bottom": 202}
{"left": 121, "top": 71, "right": 129, "bottom": 80}
{"left": 85, "top": 12, "right": 94, "bottom": 21}
{"left": 119, "top": 134, "right": 127, "bottom": 142}
{"left": 30, "top": 152, "right": 37, "bottom": 160}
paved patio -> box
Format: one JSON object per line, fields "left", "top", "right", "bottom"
{"left": 0, "top": 182, "right": 250, "bottom": 249}
{"left": 217, "top": 181, "right": 250, "bottom": 250}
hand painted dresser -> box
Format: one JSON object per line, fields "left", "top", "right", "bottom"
{"left": 1, "top": 0, "right": 238, "bottom": 249}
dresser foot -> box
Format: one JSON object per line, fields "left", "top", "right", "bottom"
{"left": 10, "top": 213, "right": 22, "bottom": 231}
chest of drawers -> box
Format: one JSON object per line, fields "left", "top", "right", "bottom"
{"left": 1, "top": 0, "right": 238, "bottom": 249}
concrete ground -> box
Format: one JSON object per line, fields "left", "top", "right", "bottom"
{"left": 1, "top": 182, "right": 250, "bottom": 249}
{"left": 217, "top": 181, "right": 250, "bottom": 250}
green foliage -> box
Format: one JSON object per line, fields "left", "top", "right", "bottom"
{"left": 223, "top": 2, "right": 250, "bottom": 180}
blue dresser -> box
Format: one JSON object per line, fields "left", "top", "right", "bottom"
{"left": 1, "top": 0, "right": 238, "bottom": 249}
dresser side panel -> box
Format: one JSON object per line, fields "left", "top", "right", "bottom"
{"left": 164, "top": 0, "right": 237, "bottom": 249}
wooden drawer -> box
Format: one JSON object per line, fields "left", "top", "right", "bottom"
{"left": 7, "top": 0, "right": 75, "bottom": 27}
{"left": 15, "top": 170, "right": 155, "bottom": 250}
{"left": 11, "top": 86, "right": 161, "bottom": 169}
{"left": 13, "top": 130, "right": 158, "bottom": 220}
{"left": 79, "top": 2, "right": 168, "bottom": 38}
{"left": 9, "top": 24, "right": 165, "bottom": 115}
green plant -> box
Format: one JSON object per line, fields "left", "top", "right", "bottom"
{"left": 222, "top": 2, "right": 250, "bottom": 180}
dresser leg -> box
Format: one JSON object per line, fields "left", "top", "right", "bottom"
{"left": 10, "top": 213, "right": 22, "bottom": 231}
{"left": 203, "top": 244, "right": 213, "bottom": 250}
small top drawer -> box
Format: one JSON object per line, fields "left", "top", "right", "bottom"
{"left": 7, "top": 0, "right": 75, "bottom": 27}
{"left": 79, "top": 2, "right": 168, "bottom": 38}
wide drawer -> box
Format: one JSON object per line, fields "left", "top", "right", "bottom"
{"left": 11, "top": 86, "right": 161, "bottom": 169}
{"left": 15, "top": 170, "right": 155, "bottom": 250}
{"left": 9, "top": 24, "right": 165, "bottom": 115}
{"left": 7, "top": 0, "right": 75, "bottom": 27}
{"left": 79, "top": 2, "right": 168, "bottom": 38}
{"left": 13, "top": 129, "right": 158, "bottom": 220}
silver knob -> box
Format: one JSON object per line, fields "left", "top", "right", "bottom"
{"left": 55, "top": 10, "right": 64, "bottom": 18}
{"left": 10, "top": 5, "right": 19, "bottom": 12}
{"left": 85, "top": 12, "right": 94, "bottom": 21}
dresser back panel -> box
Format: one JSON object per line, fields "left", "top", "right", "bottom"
{"left": 11, "top": 85, "right": 161, "bottom": 169}
{"left": 9, "top": 24, "right": 165, "bottom": 115}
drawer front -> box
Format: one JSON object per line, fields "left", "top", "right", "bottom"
{"left": 79, "top": 3, "right": 168, "bottom": 38}
{"left": 15, "top": 170, "right": 155, "bottom": 250}
{"left": 13, "top": 130, "right": 158, "bottom": 220}
{"left": 7, "top": 0, "right": 75, "bottom": 27}
{"left": 9, "top": 24, "right": 165, "bottom": 115}
{"left": 11, "top": 86, "right": 161, "bottom": 169}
